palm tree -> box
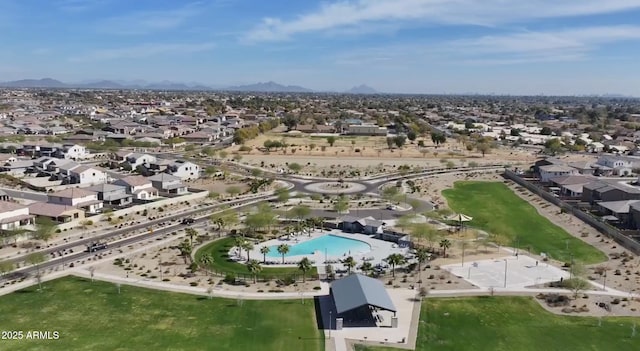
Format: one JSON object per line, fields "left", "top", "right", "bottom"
{"left": 277, "top": 244, "right": 290, "bottom": 264}
{"left": 185, "top": 228, "right": 198, "bottom": 246}
{"left": 177, "top": 240, "right": 193, "bottom": 264}
{"left": 233, "top": 236, "right": 246, "bottom": 259}
{"left": 415, "top": 248, "right": 430, "bottom": 271}
{"left": 359, "top": 261, "right": 373, "bottom": 276}
{"left": 198, "top": 253, "right": 213, "bottom": 276}
{"left": 385, "top": 253, "right": 406, "bottom": 278}
{"left": 439, "top": 239, "right": 452, "bottom": 258}
{"left": 242, "top": 241, "right": 254, "bottom": 261}
{"left": 342, "top": 256, "right": 356, "bottom": 274}
{"left": 298, "top": 257, "right": 312, "bottom": 282}
{"left": 246, "top": 259, "right": 262, "bottom": 283}
{"left": 260, "top": 246, "right": 271, "bottom": 263}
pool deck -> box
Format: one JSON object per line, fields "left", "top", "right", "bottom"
{"left": 234, "top": 230, "right": 409, "bottom": 270}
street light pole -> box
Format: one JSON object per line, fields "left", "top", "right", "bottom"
{"left": 329, "top": 310, "right": 332, "bottom": 338}
{"left": 503, "top": 259, "right": 508, "bottom": 288}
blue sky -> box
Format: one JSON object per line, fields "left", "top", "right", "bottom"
{"left": 2, "top": 0, "right": 640, "bottom": 95}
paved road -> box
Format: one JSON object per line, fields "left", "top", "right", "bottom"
{"left": 1, "top": 194, "right": 274, "bottom": 278}
{"left": 0, "top": 187, "right": 48, "bottom": 202}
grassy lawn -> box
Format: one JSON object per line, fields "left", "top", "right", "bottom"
{"left": 0, "top": 277, "right": 323, "bottom": 351}
{"left": 357, "top": 296, "right": 639, "bottom": 351}
{"left": 196, "top": 237, "right": 318, "bottom": 280}
{"left": 442, "top": 181, "right": 606, "bottom": 264}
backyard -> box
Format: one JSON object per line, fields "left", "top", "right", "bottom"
{"left": 0, "top": 277, "right": 323, "bottom": 351}
{"left": 442, "top": 181, "right": 606, "bottom": 264}
{"left": 356, "top": 296, "right": 640, "bottom": 351}
{"left": 195, "top": 237, "right": 318, "bottom": 281}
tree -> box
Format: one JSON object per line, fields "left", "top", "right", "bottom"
{"left": 386, "top": 137, "right": 395, "bottom": 149}
{"left": 250, "top": 168, "right": 262, "bottom": 177}
{"left": 218, "top": 150, "right": 228, "bottom": 159}
{"left": 342, "top": 256, "right": 356, "bottom": 274}
{"left": 385, "top": 253, "right": 406, "bottom": 278}
{"left": 234, "top": 236, "right": 246, "bottom": 258}
{"left": 407, "top": 130, "right": 417, "bottom": 141}
{"left": 277, "top": 244, "right": 290, "bottom": 264}
{"left": 260, "top": 246, "right": 271, "bottom": 263}
{"left": 476, "top": 142, "right": 491, "bottom": 157}
{"left": 410, "top": 223, "right": 439, "bottom": 248}
{"left": 393, "top": 135, "right": 406, "bottom": 148}
{"left": 439, "top": 239, "right": 452, "bottom": 257}
{"left": 26, "top": 252, "right": 46, "bottom": 291}
{"left": 359, "top": 261, "right": 373, "bottom": 275}
{"left": 381, "top": 186, "right": 400, "bottom": 202}
{"left": 241, "top": 241, "right": 254, "bottom": 261}
{"left": 177, "top": 240, "right": 193, "bottom": 264}
{"left": 0, "top": 261, "right": 14, "bottom": 278}
{"left": 287, "top": 162, "right": 302, "bottom": 173}
{"left": 333, "top": 195, "right": 349, "bottom": 213}
{"left": 298, "top": 257, "right": 312, "bottom": 282}
{"left": 291, "top": 205, "right": 311, "bottom": 223}
{"left": 540, "top": 126, "right": 553, "bottom": 135}
{"left": 544, "top": 138, "right": 563, "bottom": 155}
{"left": 415, "top": 248, "right": 431, "bottom": 271}
{"left": 431, "top": 132, "right": 446, "bottom": 148}
{"left": 204, "top": 166, "right": 218, "bottom": 177}
{"left": 185, "top": 227, "right": 198, "bottom": 246}
{"left": 226, "top": 186, "right": 242, "bottom": 197}
{"left": 32, "top": 217, "right": 56, "bottom": 244}
{"left": 282, "top": 115, "right": 298, "bottom": 131}
{"left": 326, "top": 136, "right": 337, "bottom": 147}
{"left": 275, "top": 187, "right": 290, "bottom": 203}
{"left": 246, "top": 259, "right": 262, "bottom": 283}
{"left": 198, "top": 253, "right": 213, "bottom": 276}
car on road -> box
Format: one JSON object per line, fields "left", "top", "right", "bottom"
{"left": 86, "top": 242, "right": 108, "bottom": 253}
{"left": 181, "top": 218, "right": 195, "bottom": 225}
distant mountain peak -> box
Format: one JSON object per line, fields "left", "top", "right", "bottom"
{"left": 226, "top": 81, "right": 313, "bottom": 93}
{"left": 346, "top": 84, "right": 378, "bottom": 94}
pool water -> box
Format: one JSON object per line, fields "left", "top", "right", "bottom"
{"left": 266, "top": 234, "right": 371, "bottom": 258}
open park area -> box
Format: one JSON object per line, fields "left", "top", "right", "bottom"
{"left": 0, "top": 277, "right": 324, "bottom": 351}
{"left": 442, "top": 181, "right": 607, "bottom": 264}
{"left": 355, "top": 296, "right": 640, "bottom": 351}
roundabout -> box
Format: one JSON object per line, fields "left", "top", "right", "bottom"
{"left": 303, "top": 181, "right": 368, "bottom": 194}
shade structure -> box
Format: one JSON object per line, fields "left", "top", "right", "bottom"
{"left": 446, "top": 213, "right": 473, "bottom": 222}
{"left": 331, "top": 274, "right": 396, "bottom": 314}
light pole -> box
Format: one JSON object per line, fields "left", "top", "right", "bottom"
{"left": 503, "top": 259, "right": 508, "bottom": 288}
{"left": 602, "top": 271, "right": 607, "bottom": 291}
{"left": 329, "top": 310, "right": 332, "bottom": 338}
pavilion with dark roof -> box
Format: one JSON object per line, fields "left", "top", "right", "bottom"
{"left": 325, "top": 273, "right": 397, "bottom": 328}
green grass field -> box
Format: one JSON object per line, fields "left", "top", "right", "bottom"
{"left": 195, "top": 237, "right": 318, "bottom": 280}
{"left": 442, "top": 181, "right": 606, "bottom": 264}
{"left": 0, "top": 277, "right": 323, "bottom": 351}
{"left": 357, "top": 297, "right": 639, "bottom": 351}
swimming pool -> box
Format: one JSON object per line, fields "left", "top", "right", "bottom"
{"left": 266, "top": 234, "right": 371, "bottom": 258}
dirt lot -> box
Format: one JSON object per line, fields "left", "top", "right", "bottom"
{"left": 225, "top": 132, "right": 537, "bottom": 174}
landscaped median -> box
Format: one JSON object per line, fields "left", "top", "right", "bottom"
{"left": 442, "top": 181, "right": 607, "bottom": 264}
{"left": 195, "top": 237, "right": 318, "bottom": 282}
{"left": 356, "top": 296, "right": 640, "bottom": 351}
{"left": 0, "top": 276, "right": 324, "bottom": 351}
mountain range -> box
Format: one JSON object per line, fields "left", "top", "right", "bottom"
{"left": 0, "top": 78, "right": 380, "bottom": 94}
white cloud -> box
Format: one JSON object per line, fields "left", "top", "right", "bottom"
{"left": 451, "top": 25, "right": 640, "bottom": 63}
{"left": 245, "top": 0, "right": 640, "bottom": 41}
{"left": 329, "top": 25, "right": 640, "bottom": 67}
{"left": 97, "top": 2, "right": 201, "bottom": 35}
{"left": 70, "top": 42, "right": 215, "bottom": 62}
